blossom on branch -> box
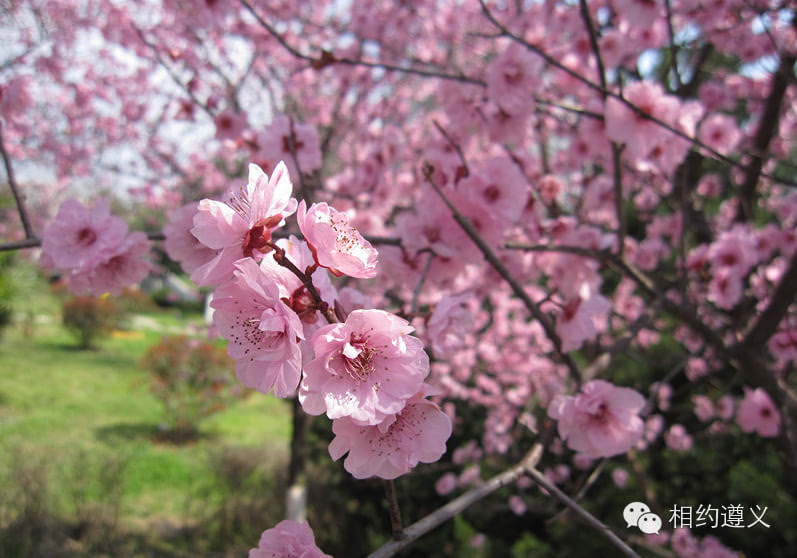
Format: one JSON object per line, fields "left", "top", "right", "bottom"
{"left": 68, "top": 231, "right": 151, "bottom": 296}
{"left": 548, "top": 380, "right": 645, "bottom": 458}
{"left": 191, "top": 161, "right": 297, "bottom": 286}
{"left": 299, "top": 309, "right": 428, "bottom": 425}
{"left": 328, "top": 392, "right": 452, "bottom": 480}
{"left": 296, "top": 200, "right": 379, "bottom": 279}
{"left": 163, "top": 202, "right": 217, "bottom": 275}
{"left": 42, "top": 198, "right": 129, "bottom": 272}
{"left": 249, "top": 520, "right": 331, "bottom": 558}
{"left": 736, "top": 387, "right": 780, "bottom": 438}
{"left": 41, "top": 198, "right": 150, "bottom": 296}
{"left": 211, "top": 258, "right": 304, "bottom": 398}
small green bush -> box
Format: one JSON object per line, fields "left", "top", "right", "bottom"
{"left": 140, "top": 334, "right": 242, "bottom": 441}
{"left": 62, "top": 296, "right": 118, "bottom": 349}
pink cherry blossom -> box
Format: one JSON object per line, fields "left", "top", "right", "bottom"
{"left": 191, "top": 161, "right": 297, "bottom": 286}
{"left": 716, "top": 394, "right": 735, "bottom": 421}
{"left": 68, "top": 231, "right": 151, "bottom": 296}
{"left": 736, "top": 387, "right": 780, "bottom": 438}
{"left": 426, "top": 293, "right": 475, "bottom": 358}
{"left": 328, "top": 393, "right": 452, "bottom": 479}
{"left": 508, "top": 495, "right": 527, "bottom": 515}
{"left": 604, "top": 81, "right": 683, "bottom": 162}
{"left": 698, "top": 113, "right": 741, "bottom": 155}
{"left": 692, "top": 395, "right": 715, "bottom": 422}
{"left": 486, "top": 42, "right": 541, "bottom": 115}
{"left": 665, "top": 424, "right": 693, "bottom": 451}
{"left": 296, "top": 200, "right": 379, "bottom": 279}
{"left": 459, "top": 157, "right": 527, "bottom": 223}
{"left": 211, "top": 258, "right": 304, "bottom": 398}
{"left": 548, "top": 380, "right": 645, "bottom": 458}
{"left": 41, "top": 198, "right": 129, "bottom": 273}
{"left": 768, "top": 330, "right": 797, "bottom": 364}
{"left": 163, "top": 202, "right": 216, "bottom": 275}
{"left": 300, "top": 309, "right": 429, "bottom": 425}
{"left": 251, "top": 115, "right": 322, "bottom": 178}
{"left": 615, "top": 0, "right": 661, "bottom": 27}
{"left": 214, "top": 108, "right": 248, "bottom": 142}
{"left": 435, "top": 472, "right": 457, "bottom": 495}
{"left": 555, "top": 289, "right": 611, "bottom": 352}
{"left": 612, "top": 468, "right": 629, "bottom": 488}
{"left": 249, "top": 520, "right": 331, "bottom": 558}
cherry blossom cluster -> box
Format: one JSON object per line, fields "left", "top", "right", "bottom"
{"left": 40, "top": 198, "right": 150, "bottom": 296}
{"left": 165, "top": 160, "right": 451, "bottom": 481}
{"left": 249, "top": 519, "right": 331, "bottom": 558}
{"left": 5, "top": 0, "right": 797, "bottom": 555}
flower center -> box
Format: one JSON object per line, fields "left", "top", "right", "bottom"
{"left": 242, "top": 316, "right": 283, "bottom": 350}
{"left": 241, "top": 214, "right": 282, "bottom": 258}
{"left": 591, "top": 402, "right": 610, "bottom": 424}
{"left": 342, "top": 335, "right": 378, "bottom": 383}
{"left": 76, "top": 227, "right": 97, "bottom": 247}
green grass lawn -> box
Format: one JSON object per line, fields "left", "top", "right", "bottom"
{"left": 0, "top": 290, "right": 291, "bottom": 536}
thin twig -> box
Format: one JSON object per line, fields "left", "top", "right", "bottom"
{"left": 546, "top": 459, "right": 607, "bottom": 525}
{"left": 423, "top": 163, "right": 584, "bottom": 384}
{"left": 525, "top": 466, "right": 640, "bottom": 558}
{"left": 577, "top": 0, "right": 606, "bottom": 92}
{"left": 383, "top": 480, "right": 405, "bottom": 540}
{"left": 663, "top": 0, "right": 683, "bottom": 91}
{"left": 239, "top": 0, "right": 484, "bottom": 86}
{"left": 611, "top": 143, "right": 625, "bottom": 257}
{"left": 266, "top": 241, "right": 336, "bottom": 324}
{"left": 367, "top": 443, "right": 544, "bottom": 558}
{"left": 432, "top": 120, "right": 469, "bottom": 177}
{"left": 477, "top": 0, "right": 797, "bottom": 187}
{"left": 410, "top": 252, "right": 435, "bottom": 315}
{"left": 741, "top": 248, "right": 797, "bottom": 351}
{"left": 736, "top": 53, "right": 796, "bottom": 221}
{"left": 133, "top": 26, "right": 214, "bottom": 118}
{"left": 287, "top": 116, "right": 308, "bottom": 195}
{"left": 0, "top": 122, "right": 36, "bottom": 240}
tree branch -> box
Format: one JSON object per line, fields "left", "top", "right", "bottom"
{"left": 0, "top": 122, "right": 36, "bottom": 241}
{"left": 525, "top": 466, "right": 640, "bottom": 558}
{"left": 239, "top": 0, "right": 484, "bottom": 86}
{"left": 366, "top": 443, "right": 544, "bottom": 558}
{"left": 423, "top": 163, "right": 584, "bottom": 384}
{"left": 741, "top": 248, "right": 797, "bottom": 352}
{"left": 478, "top": 0, "right": 797, "bottom": 187}
{"left": 737, "top": 53, "right": 796, "bottom": 221}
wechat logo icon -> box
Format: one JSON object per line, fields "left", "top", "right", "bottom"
{"left": 624, "top": 501, "right": 662, "bottom": 534}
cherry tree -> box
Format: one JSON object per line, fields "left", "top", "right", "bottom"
{"left": 1, "top": 0, "right": 796, "bottom": 556}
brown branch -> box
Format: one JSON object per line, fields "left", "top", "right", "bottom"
{"left": 478, "top": 0, "right": 797, "bottom": 187}
{"left": 737, "top": 53, "right": 796, "bottom": 221}
{"left": 410, "top": 251, "right": 435, "bottom": 315}
{"left": 133, "top": 26, "right": 214, "bottom": 119}
{"left": 577, "top": 0, "right": 606, "bottom": 92}
{"left": 663, "top": 0, "right": 683, "bottom": 91}
{"left": 525, "top": 466, "right": 640, "bottom": 558}
{"left": 0, "top": 231, "right": 165, "bottom": 253}
{"left": 423, "top": 164, "right": 584, "bottom": 384}
{"left": 366, "top": 443, "right": 544, "bottom": 558}
{"left": 741, "top": 248, "right": 797, "bottom": 351}
{"left": 0, "top": 238, "right": 41, "bottom": 252}
{"left": 0, "top": 122, "right": 36, "bottom": 240}
{"left": 239, "top": 0, "right": 484, "bottom": 86}
{"left": 432, "top": 120, "right": 469, "bottom": 177}
{"left": 266, "top": 240, "right": 336, "bottom": 324}
{"left": 383, "top": 480, "right": 404, "bottom": 540}
{"left": 611, "top": 144, "right": 625, "bottom": 258}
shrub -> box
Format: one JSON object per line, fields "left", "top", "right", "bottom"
{"left": 140, "top": 335, "right": 241, "bottom": 441}
{"left": 61, "top": 296, "right": 118, "bottom": 350}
